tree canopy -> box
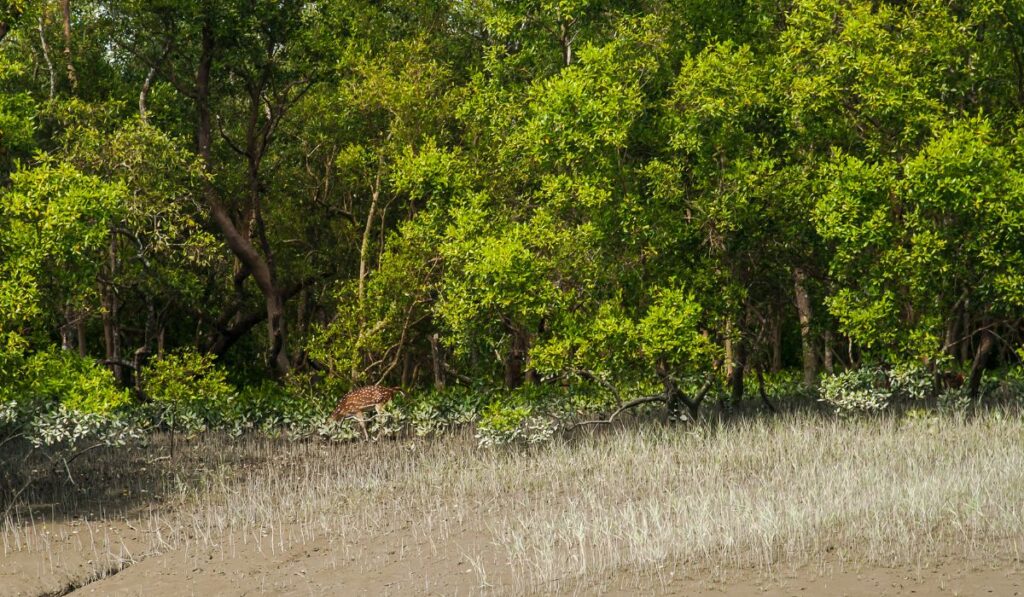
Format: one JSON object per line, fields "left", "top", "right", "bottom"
{"left": 2, "top": 0, "right": 1023, "bottom": 420}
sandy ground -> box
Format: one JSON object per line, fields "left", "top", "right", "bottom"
{"left": 3, "top": 421, "right": 1023, "bottom": 596}
{"left": 3, "top": 517, "right": 1018, "bottom": 596}
{"left": 70, "top": 545, "right": 1024, "bottom": 596}
{"left": 1, "top": 518, "right": 149, "bottom": 597}
{"left": 596, "top": 561, "right": 1024, "bottom": 596}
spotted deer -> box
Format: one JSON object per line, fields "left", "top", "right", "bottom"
{"left": 330, "top": 385, "right": 404, "bottom": 440}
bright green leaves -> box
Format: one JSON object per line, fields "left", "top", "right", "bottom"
{"left": 0, "top": 160, "right": 123, "bottom": 332}
{"left": 142, "top": 350, "right": 233, "bottom": 408}
{"left": 638, "top": 286, "right": 716, "bottom": 371}
{"left": 0, "top": 161, "right": 121, "bottom": 415}
{"left": 531, "top": 284, "right": 717, "bottom": 384}
{"left": 0, "top": 348, "right": 133, "bottom": 451}
{"left": 668, "top": 42, "right": 770, "bottom": 156}
{"left": 391, "top": 140, "right": 469, "bottom": 207}
{"left": 336, "top": 39, "right": 457, "bottom": 150}
{"left": 1, "top": 161, "right": 121, "bottom": 260}
{"left": 780, "top": 0, "right": 975, "bottom": 156}
{"left": 816, "top": 117, "right": 1024, "bottom": 360}
{"left": 8, "top": 349, "right": 131, "bottom": 415}
{"left": 0, "top": 34, "right": 35, "bottom": 175}
{"left": 513, "top": 41, "right": 644, "bottom": 172}
{"left": 0, "top": 90, "right": 34, "bottom": 170}
{"left": 815, "top": 154, "right": 896, "bottom": 274}
{"left": 62, "top": 120, "right": 217, "bottom": 271}
{"left": 142, "top": 350, "right": 236, "bottom": 431}
{"left": 437, "top": 203, "right": 570, "bottom": 351}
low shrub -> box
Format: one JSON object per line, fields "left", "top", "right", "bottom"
{"left": 0, "top": 349, "right": 141, "bottom": 512}
{"left": 819, "top": 364, "right": 935, "bottom": 414}
{"left": 226, "top": 381, "right": 327, "bottom": 437}
{"left": 476, "top": 402, "right": 557, "bottom": 447}
{"left": 473, "top": 384, "right": 615, "bottom": 447}
{"left": 0, "top": 349, "right": 137, "bottom": 449}
{"left": 141, "top": 349, "right": 235, "bottom": 433}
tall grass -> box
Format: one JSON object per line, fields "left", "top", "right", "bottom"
{"left": 4, "top": 410, "right": 1023, "bottom": 593}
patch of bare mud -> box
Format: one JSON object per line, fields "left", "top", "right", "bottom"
{"left": 586, "top": 557, "right": 1023, "bottom": 597}
{"left": 62, "top": 533, "right": 1022, "bottom": 597}
{"left": 1, "top": 517, "right": 150, "bottom": 597}
{"left": 68, "top": 525, "right": 505, "bottom": 596}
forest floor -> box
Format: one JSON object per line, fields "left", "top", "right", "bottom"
{"left": 2, "top": 411, "right": 1023, "bottom": 596}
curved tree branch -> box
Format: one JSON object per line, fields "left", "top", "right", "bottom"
{"left": 566, "top": 394, "right": 669, "bottom": 429}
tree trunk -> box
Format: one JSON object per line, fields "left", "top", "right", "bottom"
{"left": 944, "top": 309, "right": 961, "bottom": 360}
{"left": 755, "top": 365, "right": 777, "bottom": 413}
{"left": 38, "top": 10, "right": 56, "bottom": 99}
{"left": 76, "top": 314, "right": 87, "bottom": 357}
{"left": 265, "top": 293, "right": 290, "bottom": 373}
{"left": 793, "top": 267, "right": 817, "bottom": 387}
{"left": 960, "top": 309, "right": 972, "bottom": 364}
{"left": 429, "top": 332, "right": 445, "bottom": 391}
{"left": 723, "top": 332, "right": 734, "bottom": 379}
{"left": 401, "top": 351, "right": 413, "bottom": 388}
{"left": 559, "top": 21, "right": 573, "bottom": 66}
{"left": 102, "top": 235, "right": 123, "bottom": 384}
{"left": 770, "top": 315, "right": 783, "bottom": 373}
{"left": 139, "top": 65, "right": 157, "bottom": 123}
{"left": 60, "top": 305, "right": 75, "bottom": 351}
{"left": 139, "top": 39, "right": 170, "bottom": 123}
{"left": 349, "top": 167, "right": 384, "bottom": 381}
{"left": 656, "top": 361, "right": 708, "bottom": 421}
{"left": 728, "top": 337, "right": 746, "bottom": 404}
{"left": 503, "top": 325, "right": 528, "bottom": 389}
{"left": 823, "top": 329, "right": 834, "bottom": 374}
{"left": 293, "top": 288, "right": 309, "bottom": 370}
{"left": 195, "top": 20, "right": 290, "bottom": 376}
{"left": 968, "top": 329, "right": 996, "bottom": 399}
{"left": 60, "top": 0, "right": 77, "bottom": 90}
{"left": 358, "top": 174, "right": 382, "bottom": 320}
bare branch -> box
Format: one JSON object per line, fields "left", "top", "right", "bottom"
{"left": 140, "top": 39, "right": 172, "bottom": 123}
{"left": 38, "top": 10, "right": 56, "bottom": 99}
{"left": 217, "top": 115, "right": 250, "bottom": 157}
{"left": 566, "top": 394, "right": 669, "bottom": 429}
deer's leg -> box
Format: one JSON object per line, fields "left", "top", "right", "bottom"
{"left": 355, "top": 412, "right": 369, "bottom": 441}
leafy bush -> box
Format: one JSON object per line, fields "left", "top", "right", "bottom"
{"left": 141, "top": 350, "right": 235, "bottom": 433}
{"left": 0, "top": 349, "right": 141, "bottom": 511}
{"left": 820, "top": 364, "right": 933, "bottom": 414}
{"left": 8, "top": 349, "right": 131, "bottom": 413}
{"left": 0, "top": 349, "right": 137, "bottom": 448}
{"left": 476, "top": 399, "right": 557, "bottom": 448}
{"left": 819, "top": 368, "right": 887, "bottom": 414}
{"left": 887, "top": 364, "right": 934, "bottom": 402}
{"left": 472, "top": 385, "right": 610, "bottom": 447}
{"left": 372, "top": 386, "right": 484, "bottom": 438}
{"left": 14, "top": 404, "right": 140, "bottom": 449}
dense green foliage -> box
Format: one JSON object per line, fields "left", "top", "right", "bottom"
{"left": 1, "top": 0, "right": 1024, "bottom": 445}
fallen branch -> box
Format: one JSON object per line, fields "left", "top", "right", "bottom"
{"left": 565, "top": 393, "right": 669, "bottom": 429}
